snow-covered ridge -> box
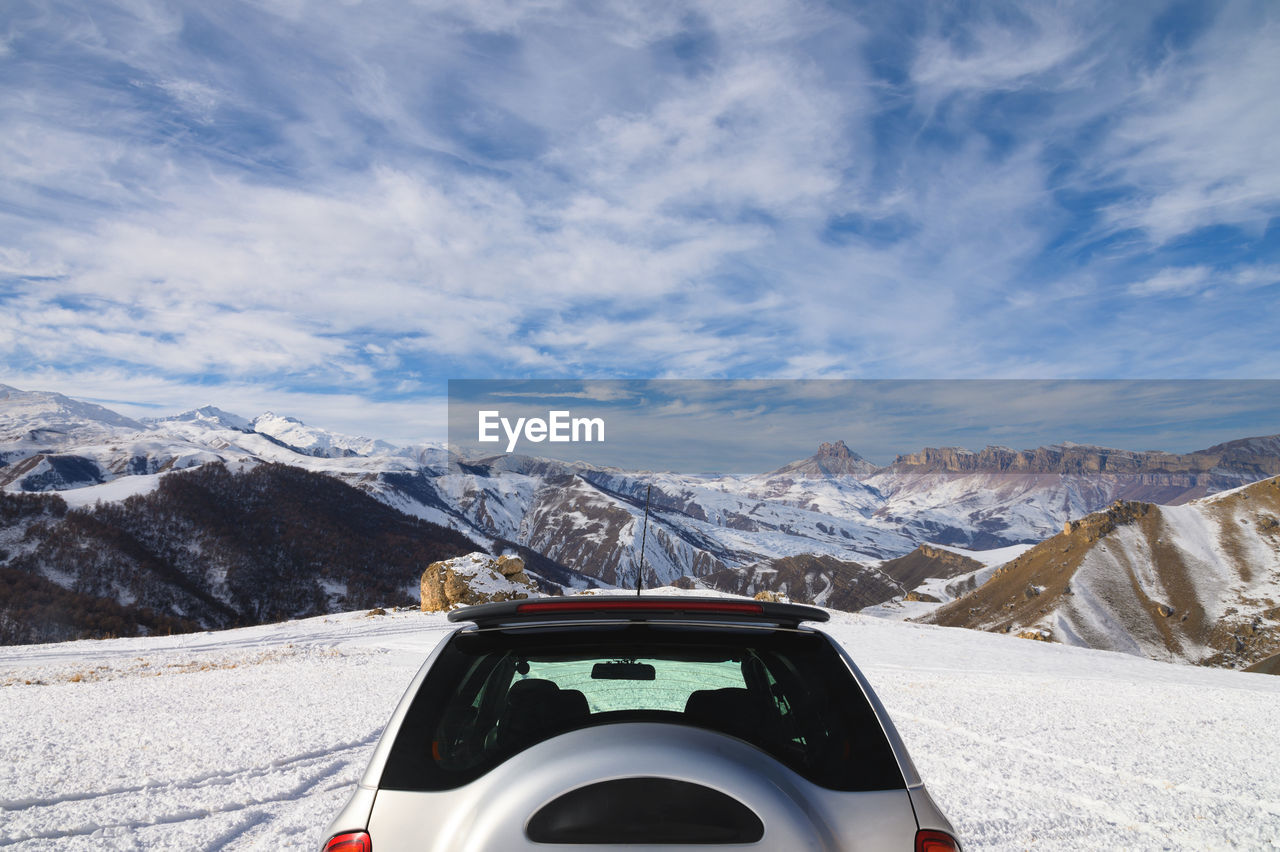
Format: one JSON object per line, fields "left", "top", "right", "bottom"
{"left": 0, "top": 384, "right": 146, "bottom": 443}
{"left": 148, "top": 405, "right": 252, "bottom": 432}
{"left": 5, "top": 383, "right": 1280, "bottom": 631}
{"left": 250, "top": 411, "right": 403, "bottom": 458}
{"left": 0, "top": 386, "right": 433, "bottom": 499}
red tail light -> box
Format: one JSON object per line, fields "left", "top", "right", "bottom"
{"left": 515, "top": 599, "right": 764, "bottom": 615}
{"left": 323, "top": 831, "right": 371, "bottom": 852}
{"left": 916, "top": 828, "right": 960, "bottom": 852}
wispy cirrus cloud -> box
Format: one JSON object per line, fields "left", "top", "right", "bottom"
{"left": 1128, "top": 265, "right": 1213, "bottom": 297}
{"left": 1099, "top": 7, "right": 1280, "bottom": 244}
{"left": 1, "top": 0, "right": 1278, "bottom": 442}
{"left": 1128, "top": 262, "right": 1280, "bottom": 298}
{"left": 910, "top": 3, "right": 1097, "bottom": 99}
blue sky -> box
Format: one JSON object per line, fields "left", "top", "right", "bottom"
{"left": 1, "top": 1, "right": 1278, "bottom": 445}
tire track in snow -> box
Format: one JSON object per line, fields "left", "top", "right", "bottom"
{"left": 200, "top": 740, "right": 367, "bottom": 850}
{"left": 903, "top": 710, "right": 1280, "bottom": 815}
{"left": 0, "top": 731, "right": 378, "bottom": 812}
{"left": 0, "top": 732, "right": 375, "bottom": 847}
{"left": 0, "top": 759, "right": 348, "bottom": 846}
{"left": 198, "top": 810, "right": 271, "bottom": 852}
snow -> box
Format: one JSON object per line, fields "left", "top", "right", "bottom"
{"left": 837, "top": 613, "right": 1280, "bottom": 850}
{"left": 1056, "top": 555, "right": 1151, "bottom": 658}
{"left": 250, "top": 413, "right": 401, "bottom": 459}
{"left": 924, "top": 542, "right": 1034, "bottom": 568}
{"left": 862, "top": 470, "right": 1135, "bottom": 546}
{"left": 319, "top": 580, "right": 349, "bottom": 608}
{"left": 1159, "top": 503, "right": 1236, "bottom": 620}
{"left": 0, "top": 386, "right": 146, "bottom": 444}
{"left": 2, "top": 605, "right": 1278, "bottom": 850}
{"left": 861, "top": 543, "right": 1033, "bottom": 622}
{"left": 7, "top": 386, "right": 1271, "bottom": 595}
{"left": 1040, "top": 492, "right": 1280, "bottom": 664}
{"left": 54, "top": 473, "right": 168, "bottom": 509}
{"left": 149, "top": 407, "right": 252, "bottom": 432}
{"left": 434, "top": 552, "right": 538, "bottom": 600}
{"left": 0, "top": 613, "right": 445, "bottom": 850}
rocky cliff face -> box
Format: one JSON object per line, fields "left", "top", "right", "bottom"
{"left": 861, "top": 435, "right": 1280, "bottom": 549}
{"left": 891, "top": 438, "right": 1280, "bottom": 483}
{"left": 925, "top": 477, "right": 1280, "bottom": 670}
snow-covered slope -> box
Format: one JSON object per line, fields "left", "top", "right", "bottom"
{"left": 1, "top": 601, "right": 1277, "bottom": 850}
{"left": 862, "top": 542, "right": 1035, "bottom": 622}
{"left": 928, "top": 477, "right": 1280, "bottom": 668}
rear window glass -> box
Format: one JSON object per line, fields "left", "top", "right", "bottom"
{"left": 379, "top": 624, "right": 904, "bottom": 792}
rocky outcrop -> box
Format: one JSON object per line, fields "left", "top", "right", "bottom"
{"left": 420, "top": 553, "right": 537, "bottom": 611}
{"left": 1061, "top": 500, "right": 1152, "bottom": 541}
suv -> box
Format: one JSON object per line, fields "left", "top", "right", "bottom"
{"left": 322, "top": 596, "right": 961, "bottom": 851}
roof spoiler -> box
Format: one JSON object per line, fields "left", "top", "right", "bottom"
{"left": 448, "top": 595, "right": 830, "bottom": 628}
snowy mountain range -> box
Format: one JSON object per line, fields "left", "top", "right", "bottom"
{"left": 2, "top": 383, "right": 1279, "bottom": 666}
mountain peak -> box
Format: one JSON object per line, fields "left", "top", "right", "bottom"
{"left": 817, "top": 440, "right": 860, "bottom": 460}
{"left": 253, "top": 412, "right": 305, "bottom": 427}
{"left": 0, "top": 384, "right": 146, "bottom": 442}
{"left": 156, "top": 406, "right": 251, "bottom": 431}
{"left": 250, "top": 411, "right": 400, "bottom": 458}
{"left": 768, "top": 440, "right": 877, "bottom": 479}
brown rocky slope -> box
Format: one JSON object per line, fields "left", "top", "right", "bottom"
{"left": 923, "top": 476, "right": 1280, "bottom": 670}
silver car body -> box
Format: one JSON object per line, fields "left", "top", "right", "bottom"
{"left": 323, "top": 598, "right": 959, "bottom": 851}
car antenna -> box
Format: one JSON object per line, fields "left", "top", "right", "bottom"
{"left": 637, "top": 483, "right": 652, "bottom": 597}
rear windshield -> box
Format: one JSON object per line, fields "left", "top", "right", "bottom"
{"left": 380, "top": 624, "right": 905, "bottom": 792}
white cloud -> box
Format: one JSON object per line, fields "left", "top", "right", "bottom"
{"left": 1128, "top": 262, "right": 1280, "bottom": 298}
{"left": 1100, "top": 13, "right": 1280, "bottom": 243}
{"left": 1128, "top": 265, "right": 1211, "bottom": 296}
{"left": 0, "top": 0, "right": 871, "bottom": 388}
{"left": 1231, "top": 264, "right": 1280, "bottom": 290}
{"left": 0, "top": 246, "right": 65, "bottom": 278}
{"left": 573, "top": 53, "right": 851, "bottom": 218}
{"left": 153, "top": 78, "right": 223, "bottom": 124}
{"left": 3, "top": 0, "right": 1279, "bottom": 431}
{"left": 911, "top": 5, "right": 1093, "bottom": 98}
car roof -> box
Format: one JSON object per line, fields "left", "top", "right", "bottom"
{"left": 448, "top": 595, "right": 830, "bottom": 629}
